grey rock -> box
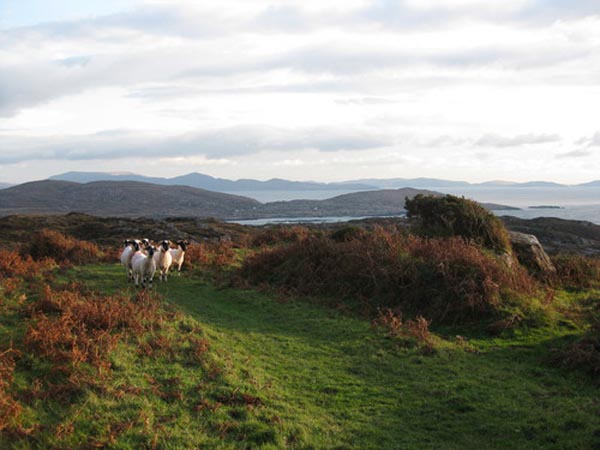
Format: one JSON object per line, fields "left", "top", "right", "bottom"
{"left": 509, "top": 231, "right": 556, "bottom": 274}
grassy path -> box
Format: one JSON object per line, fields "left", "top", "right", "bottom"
{"left": 71, "top": 265, "right": 599, "bottom": 449}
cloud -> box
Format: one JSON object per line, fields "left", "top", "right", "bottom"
{"left": 577, "top": 132, "right": 600, "bottom": 147}
{"left": 0, "top": 0, "right": 597, "bottom": 118}
{"left": 556, "top": 149, "right": 592, "bottom": 158}
{"left": 252, "top": 5, "right": 313, "bottom": 31}
{"left": 357, "top": 0, "right": 600, "bottom": 28}
{"left": 2, "top": 4, "right": 229, "bottom": 41}
{"left": 475, "top": 133, "right": 561, "bottom": 147}
{"left": 0, "top": 126, "right": 392, "bottom": 163}
{"left": 335, "top": 97, "right": 397, "bottom": 105}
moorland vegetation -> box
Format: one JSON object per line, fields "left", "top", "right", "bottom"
{"left": 0, "top": 195, "right": 598, "bottom": 448}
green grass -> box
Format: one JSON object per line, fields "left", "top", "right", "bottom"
{"left": 38, "top": 263, "right": 598, "bottom": 450}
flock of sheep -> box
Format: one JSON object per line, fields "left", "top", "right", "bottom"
{"left": 119, "top": 239, "right": 188, "bottom": 289}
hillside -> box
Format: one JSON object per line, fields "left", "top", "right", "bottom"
{"left": 501, "top": 216, "right": 600, "bottom": 255}
{"left": 0, "top": 222, "right": 598, "bottom": 448}
{"left": 0, "top": 180, "right": 260, "bottom": 218}
{"left": 0, "top": 181, "right": 515, "bottom": 219}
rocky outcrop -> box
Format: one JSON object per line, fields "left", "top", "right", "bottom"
{"left": 508, "top": 231, "right": 556, "bottom": 274}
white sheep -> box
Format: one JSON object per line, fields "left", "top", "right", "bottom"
{"left": 153, "top": 240, "right": 173, "bottom": 282}
{"left": 131, "top": 245, "right": 157, "bottom": 289}
{"left": 119, "top": 239, "right": 136, "bottom": 281}
{"left": 169, "top": 240, "right": 188, "bottom": 275}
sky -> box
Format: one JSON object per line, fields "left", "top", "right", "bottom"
{"left": 0, "top": 0, "right": 599, "bottom": 184}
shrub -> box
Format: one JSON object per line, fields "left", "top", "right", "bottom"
{"left": 372, "top": 308, "right": 434, "bottom": 351}
{"left": 0, "top": 349, "right": 22, "bottom": 433}
{"left": 239, "top": 227, "right": 538, "bottom": 325}
{"left": 24, "top": 230, "right": 102, "bottom": 265}
{"left": 0, "top": 249, "right": 56, "bottom": 279}
{"left": 251, "top": 226, "right": 312, "bottom": 247}
{"left": 405, "top": 194, "right": 511, "bottom": 253}
{"left": 552, "top": 254, "right": 600, "bottom": 290}
{"left": 187, "top": 241, "right": 238, "bottom": 269}
{"left": 24, "top": 286, "right": 164, "bottom": 377}
{"left": 556, "top": 303, "right": 600, "bottom": 376}
{"left": 329, "top": 226, "right": 368, "bottom": 243}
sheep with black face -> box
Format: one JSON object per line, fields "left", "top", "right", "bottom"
{"left": 169, "top": 240, "right": 188, "bottom": 275}
{"left": 131, "top": 245, "right": 156, "bottom": 289}
{"left": 153, "top": 240, "right": 173, "bottom": 282}
{"left": 119, "top": 239, "right": 136, "bottom": 281}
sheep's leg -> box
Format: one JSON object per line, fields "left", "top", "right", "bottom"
{"left": 147, "top": 275, "right": 153, "bottom": 290}
{"left": 134, "top": 273, "right": 139, "bottom": 287}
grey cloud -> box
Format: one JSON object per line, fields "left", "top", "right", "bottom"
{"left": 475, "top": 133, "right": 561, "bottom": 148}
{"left": 517, "top": 0, "right": 600, "bottom": 23}
{"left": 0, "top": 49, "right": 204, "bottom": 117}
{"left": 556, "top": 149, "right": 591, "bottom": 158}
{"left": 0, "top": 126, "right": 391, "bottom": 163}
{"left": 577, "top": 132, "right": 600, "bottom": 147}
{"left": 335, "top": 97, "right": 397, "bottom": 105}
{"left": 2, "top": 4, "right": 227, "bottom": 41}
{"left": 357, "top": 0, "right": 600, "bottom": 28}
{"left": 1, "top": 37, "right": 592, "bottom": 117}
{"left": 252, "top": 5, "right": 313, "bottom": 31}
{"left": 426, "top": 135, "right": 469, "bottom": 147}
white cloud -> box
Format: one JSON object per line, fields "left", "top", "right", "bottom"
{"left": 475, "top": 133, "right": 561, "bottom": 148}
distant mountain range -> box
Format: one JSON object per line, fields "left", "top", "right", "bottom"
{"left": 48, "top": 171, "right": 600, "bottom": 191}
{"left": 49, "top": 172, "right": 374, "bottom": 191}
{"left": 0, "top": 180, "right": 514, "bottom": 219}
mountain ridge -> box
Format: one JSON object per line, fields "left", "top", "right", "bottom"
{"left": 49, "top": 171, "right": 600, "bottom": 190}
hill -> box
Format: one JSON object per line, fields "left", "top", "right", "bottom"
{"left": 501, "top": 216, "right": 600, "bottom": 255}
{"left": 0, "top": 181, "right": 452, "bottom": 219}
{"left": 0, "top": 180, "right": 260, "bottom": 218}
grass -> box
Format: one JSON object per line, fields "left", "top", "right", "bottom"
{"left": 45, "top": 263, "right": 600, "bottom": 450}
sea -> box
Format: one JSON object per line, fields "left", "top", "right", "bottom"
{"left": 227, "top": 187, "right": 600, "bottom": 226}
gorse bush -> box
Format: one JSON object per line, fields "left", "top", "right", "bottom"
{"left": 240, "top": 227, "right": 538, "bottom": 324}
{"left": 24, "top": 229, "right": 102, "bottom": 264}
{"left": 406, "top": 194, "right": 511, "bottom": 253}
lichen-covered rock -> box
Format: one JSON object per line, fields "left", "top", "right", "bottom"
{"left": 509, "top": 231, "right": 556, "bottom": 274}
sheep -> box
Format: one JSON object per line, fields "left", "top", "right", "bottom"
{"left": 119, "top": 239, "right": 136, "bottom": 281}
{"left": 169, "top": 240, "right": 188, "bottom": 275}
{"left": 131, "top": 245, "right": 156, "bottom": 289}
{"left": 153, "top": 240, "right": 173, "bottom": 282}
